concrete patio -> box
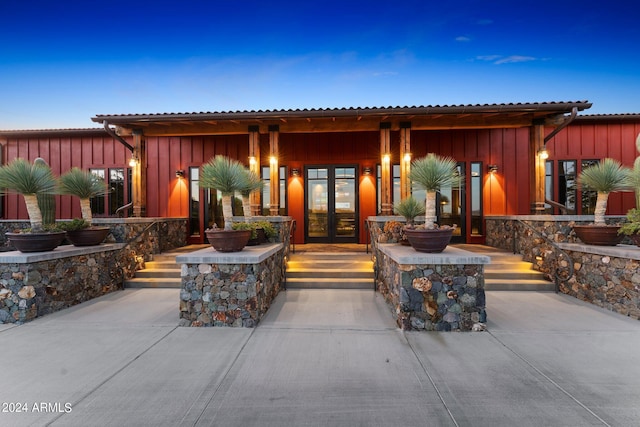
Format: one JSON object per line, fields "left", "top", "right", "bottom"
{"left": 1, "top": 286, "right": 639, "bottom": 426}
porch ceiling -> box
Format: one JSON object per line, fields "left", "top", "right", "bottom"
{"left": 92, "top": 101, "right": 592, "bottom": 137}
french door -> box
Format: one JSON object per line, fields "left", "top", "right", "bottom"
{"left": 305, "top": 165, "right": 358, "bottom": 243}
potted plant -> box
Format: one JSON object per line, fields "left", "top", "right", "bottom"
{"left": 573, "top": 158, "right": 632, "bottom": 245}
{"left": 58, "top": 167, "right": 111, "bottom": 246}
{"left": 405, "top": 153, "right": 461, "bottom": 253}
{"left": 0, "top": 158, "right": 66, "bottom": 252}
{"left": 200, "top": 155, "right": 251, "bottom": 252}
{"left": 618, "top": 208, "right": 640, "bottom": 246}
{"left": 394, "top": 196, "right": 425, "bottom": 245}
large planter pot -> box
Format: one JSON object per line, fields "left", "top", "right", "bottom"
{"left": 6, "top": 231, "right": 67, "bottom": 253}
{"left": 65, "top": 227, "right": 110, "bottom": 246}
{"left": 205, "top": 229, "right": 252, "bottom": 252}
{"left": 404, "top": 227, "right": 454, "bottom": 253}
{"left": 246, "top": 227, "right": 266, "bottom": 246}
{"left": 572, "top": 225, "right": 624, "bottom": 246}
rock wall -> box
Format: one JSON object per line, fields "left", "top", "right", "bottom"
{"left": 377, "top": 250, "right": 487, "bottom": 331}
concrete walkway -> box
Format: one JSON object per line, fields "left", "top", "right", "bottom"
{"left": 1, "top": 288, "right": 639, "bottom": 426}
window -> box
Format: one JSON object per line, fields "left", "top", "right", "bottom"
{"left": 581, "top": 159, "right": 599, "bottom": 214}
{"left": 558, "top": 160, "right": 576, "bottom": 212}
{"left": 470, "top": 162, "right": 482, "bottom": 234}
{"left": 262, "top": 166, "right": 287, "bottom": 215}
{"left": 109, "top": 168, "right": 126, "bottom": 215}
{"left": 89, "top": 168, "right": 106, "bottom": 216}
{"left": 545, "top": 161, "right": 553, "bottom": 214}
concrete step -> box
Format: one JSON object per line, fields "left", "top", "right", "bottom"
{"left": 124, "top": 277, "right": 182, "bottom": 289}
{"left": 134, "top": 268, "right": 181, "bottom": 279}
{"left": 484, "top": 268, "right": 547, "bottom": 281}
{"left": 286, "top": 277, "right": 374, "bottom": 290}
{"left": 286, "top": 269, "right": 372, "bottom": 279}
{"left": 485, "top": 278, "right": 556, "bottom": 292}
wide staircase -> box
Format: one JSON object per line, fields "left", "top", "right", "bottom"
{"left": 286, "top": 252, "right": 374, "bottom": 290}
{"left": 455, "top": 245, "right": 555, "bottom": 291}
{"left": 123, "top": 246, "right": 207, "bottom": 289}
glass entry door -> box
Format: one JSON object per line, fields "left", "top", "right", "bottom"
{"left": 437, "top": 163, "right": 464, "bottom": 243}
{"left": 305, "top": 166, "right": 358, "bottom": 243}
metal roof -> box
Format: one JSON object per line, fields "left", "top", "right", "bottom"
{"left": 91, "top": 101, "right": 593, "bottom": 124}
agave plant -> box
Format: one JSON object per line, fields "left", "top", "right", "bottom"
{"left": 58, "top": 167, "right": 109, "bottom": 226}
{"left": 0, "top": 158, "right": 57, "bottom": 232}
{"left": 578, "top": 158, "right": 632, "bottom": 225}
{"left": 238, "top": 168, "right": 263, "bottom": 221}
{"left": 200, "top": 155, "right": 246, "bottom": 230}
{"left": 409, "top": 153, "right": 461, "bottom": 229}
{"left": 394, "top": 196, "right": 425, "bottom": 226}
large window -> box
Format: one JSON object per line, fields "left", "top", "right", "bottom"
{"left": 262, "top": 166, "right": 287, "bottom": 215}
{"left": 545, "top": 161, "right": 553, "bottom": 214}
{"left": 470, "top": 162, "right": 482, "bottom": 235}
{"left": 109, "top": 168, "right": 126, "bottom": 215}
{"left": 558, "top": 160, "right": 576, "bottom": 212}
{"left": 89, "top": 168, "right": 106, "bottom": 216}
{"left": 580, "top": 159, "right": 599, "bottom": 214}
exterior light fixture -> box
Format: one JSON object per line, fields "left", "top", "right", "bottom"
{"left": 269, "top": 156, "right": 278, "bottom": 166}
{"left": 175, "top": 170, "right": 185, "bottom": 178}
{"left": 488, "top": 164, "right": 498, "bottom": 173}
{"left": 403, "top": 153, "right": 412, "bottom": 162}
{"left": 291, "top": 168, "right": 300, "bottom": 177}
{"left": 128, "top": 155, "right": 138, "bottom": 167}
{"left": 362, "top": 166, "right": 372, "bottom": 176}
{"left": 382, "top": 154, "right": 390, "bottom": 163}
{"left": 538, "top": 149, "right": 549, "bottom": 160}
{"left": 249, "top": 156, "right": 257, "bottom": 166}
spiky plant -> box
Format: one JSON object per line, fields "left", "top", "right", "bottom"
{"left": 409, "top": 153, "right": 461, "bottom": 229}
{"left": 394, "top": 196, "right": 425, "bottom": 226}
{"left": 238, "top": 168, "right": 263, "bottom": 221}
{"left": 0, "top": 158, "right": 57, "bottom": 232}
{"left": 578, "top": 158, "right": 632, "bottom": 225}
{"left": 58, "top": 168, "right": 109, "bottom": 226}
{"left": 34, "top": 158, "right": 56, "bottom": 227}
{"left": 200, "top": 155, "right": 246, "bottom": 230}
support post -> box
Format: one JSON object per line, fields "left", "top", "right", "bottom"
{"left": 399, "top": 122, "right": 412, "bottom": 201}
{"left": 380, "top": 123, "right": 392, "bottom": 215}
{"left": 269, "top": 125, "right": 280, "bottom": 216}
{"left": 132, "top": 129, "right": 146, "bottom": 217}
{"left": 530, "top": 121, "right": 546, "bottom": 213}
{"left": 248, "top": 125, "right": 262, "bottom": 216}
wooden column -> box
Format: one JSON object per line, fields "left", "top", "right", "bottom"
{"left": 380, "top": 122, "right": 392, "bottom": 215}
{"left": 248, "top": 125, "right": 261, "bottom": 216}
{"left": 399, "top": 122, "right": 412, "bottom": 201}
{"left": 132, "top": 129, "right": 146, "bottom": 217}
{"left": 530, "top": 121, "right": 546, "bottom": 213}
{"left": 268, "top": 125, "right": 280, "bottom": 216}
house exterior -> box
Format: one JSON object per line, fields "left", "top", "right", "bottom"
{"left": 1, "top": 102, "right": 639, "bottom": 245}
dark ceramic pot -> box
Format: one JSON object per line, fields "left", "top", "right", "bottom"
{"left": 404, "top": 228, "right": 454, "bottom": 253}
{"left": 205, "top": 229, "right": 252, "bottom": 252}
{"left": 65, "top": 227, "right": 110, "bottom": 246}
{"left": 246, "top": 227, "right": 266, "bottom": 246}
{"left": 572, "top": 225, "right": 624, "bottom": 246}
{"left": 6, "top": 231, "right": 66, "bottom": 253}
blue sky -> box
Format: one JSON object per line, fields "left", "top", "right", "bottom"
{"left": 1, "top": 0, "right": 639, "bottom": 129}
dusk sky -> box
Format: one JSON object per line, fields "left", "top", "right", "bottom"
{"left": 1, "top": 0, "right": 639, "bottom": 129}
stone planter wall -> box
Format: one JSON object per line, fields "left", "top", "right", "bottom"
{"left": 557, "top": 244, "right": 640, "bottom": 319}
{"left": 0, "top": 244, "right": 132, "bottom": 324}
{"left": 376, "top": 244, "right": 489, "bottom": 331}
{"left": 177, "top": 244, "right": 284, "bottom": 327}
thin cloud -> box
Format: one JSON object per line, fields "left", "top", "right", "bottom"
{"left": 476, "top": 55, "right": 538, "bottom": 64}
{"left": 455, "top": 36, "right": 471, "bottom": 42}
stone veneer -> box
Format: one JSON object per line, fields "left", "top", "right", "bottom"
{"left": 376, "top": 244, "right": 490, "bottom": 331}
{"left": 557, "top": 243, "right": 640, "bottom": 319}
{"left": 0, "top": 244, "right": 131, "bottom": 323}
{"left": 176, "top": 243, "right": 285, "bottom": 327}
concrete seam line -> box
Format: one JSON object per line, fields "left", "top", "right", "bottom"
{"left": 487, "top": 330, "right": 612, "bottom": 427}
{"left": 45, "top": 325, "right": 181, "bottom": 426}
{"left": 185, "top": 327, "right": 257, "bottom": 426}
{"left": 402, "top": 330, "right": 460, "bottom": 427}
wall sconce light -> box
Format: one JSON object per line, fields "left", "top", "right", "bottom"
{"left": 128, "top": 155, "right": 138, "bottom": 167}
{"left": 403, "top": 153, "right": 412, "bottom": 163}
{"left": 382, "top": 154, "right": 390, "bottom": 164}
{"left": 291, "top": 168, "right": 300, "bottom": 177}
{"left": 538, "top": 149, "right": 549, "bottom": 160}
{"left": 175, "top": 170, "right": 185, "bottom": 178}
{"left": 362, "top": 166, "right": 372, "bottom": 176}
{"left": 269, "top": 156, "right": 278, "bottom": 166}
{"left": 488, "top": 164, "right": 499, "bottom": 173}
{"left": 249, "top": 156, "right": 257, "bottom": 166}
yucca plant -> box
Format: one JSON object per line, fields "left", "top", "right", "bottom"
{"left": 0, "top": 158, "right": 57, "bottom": 232}
{"left": 58, "top": 168, "right": 109, "bottom": 227}
{"left": 409, "top": 153, "right": 461, "bottom": 229}
{"left": 578, "top": 158, "right": 632, "bottom": 225}
{"left": 200, "top": 155, "right": 246, "bottom": 230}
{"left": 394, "top": 196, "right": 425, "bottom": 226}
{"left": 238, "top": 168, "right": 263, "bottom": 221}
